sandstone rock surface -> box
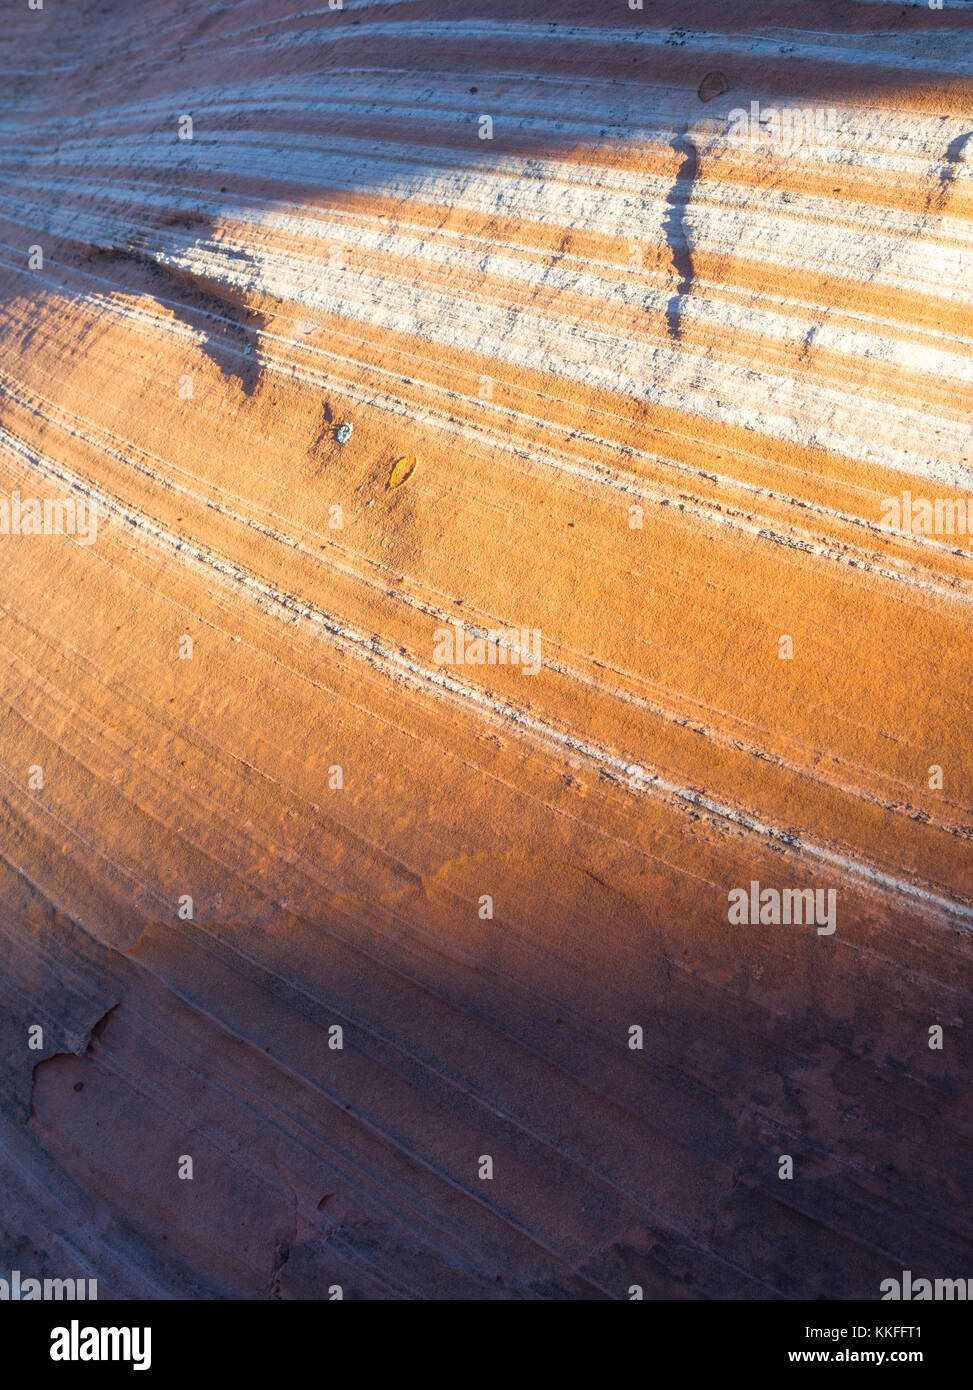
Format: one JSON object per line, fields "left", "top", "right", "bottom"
{"left": 0, "top": 0, "right": 970, "bottom": 1299}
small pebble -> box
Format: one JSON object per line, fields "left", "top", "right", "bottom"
{"left": 698, "top": 71, "right": 728, "bottom": 102}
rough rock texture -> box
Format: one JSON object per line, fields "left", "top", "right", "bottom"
{"left": 0, "top": 1, "right": 970, "bottom": 1299}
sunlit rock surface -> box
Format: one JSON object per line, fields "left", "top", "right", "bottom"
{"left": 0, "top": 0, "right": 970, "bottom": 1299}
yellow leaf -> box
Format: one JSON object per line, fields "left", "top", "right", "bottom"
{"left": 388, "top": 455, "right": 418, "bottom": 490}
